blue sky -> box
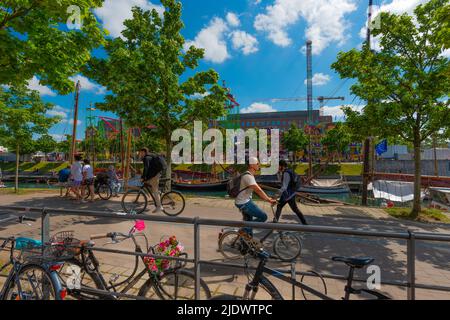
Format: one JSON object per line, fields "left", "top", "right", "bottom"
{"left": 30, "top": 0, "right": 436, "bottom": 141}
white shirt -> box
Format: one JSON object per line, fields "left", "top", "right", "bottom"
{"left": 82, "top": 164, "right": 94, "bottom": 179}
{"left": 235, "top": 173, "right": 257, "bottom": 205}
{"left": 71, "top": 162, "right": 83, "bottom": 181}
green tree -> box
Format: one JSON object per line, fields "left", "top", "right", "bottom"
{"left": 0, "top": 0, "right": 105, "bottom": 93}
{"left": 135, "top": 128, "right": 165, "bottom": 154}
{"left": 321, "top": 123, "right": 352, "bottom": 163}
{"left": 85, "top": 1, "right": 228, "bottom": 186}
{"left": 35, "top": 134, "right": 57, "bottom": 154}
{"left": 332, "top": 0, "right": 450, "bottom": 217}
{"left": 0, "top": 86, "right": 59, "bottom": 192}
{"left": 283, "top": 124, "right": 309, "bottom": 164}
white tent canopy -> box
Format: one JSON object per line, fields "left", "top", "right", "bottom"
{"left": 372, "top": 180, "right": 425, "bottom": 202}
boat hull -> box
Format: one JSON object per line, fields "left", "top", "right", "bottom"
{"left": 298, "top": 186, "right": 351, "bottom": 194}
{"left": 172, "top": 181, "right": 228, "bottom": 192}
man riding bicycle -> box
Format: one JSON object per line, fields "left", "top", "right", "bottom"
{"left": 235, "top": 157, "right": 277, "bottom": 237}
{"left": 139, "top": 148, "right": 166, "bottom": 214}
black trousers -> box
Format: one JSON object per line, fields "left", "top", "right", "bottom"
{"left": 275, "top": 196, "right": 308, "bottom": 225}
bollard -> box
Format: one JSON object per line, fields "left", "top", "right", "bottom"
{"left": 41, "top": 208, "right": 50, "bottom": 245}
{"left": 194, "top": 217, "right": 201, "bottom": 300}
{"left": 291, "top": 261, "right": 296, "bottom": 300}
{"left": 406, "top": 230, "right": 416, "bottom": 300}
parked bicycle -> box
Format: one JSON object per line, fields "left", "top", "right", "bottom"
{"left": 213, "top": 243, "right": 391, "bottom": 300}
{"left": 58, "top": 221, "right": 210, "bottom": 300}
{"left": 0, "top": 215, "right": 67, "bottom": 300}
{"left": 218, "top": 202, "right": 302, "bottom": 262}
{"left": 121, "top": 178, "right": 185, "bottom": 216}
{"left": 83, "top": 175, "right": 112, "bottom": 201}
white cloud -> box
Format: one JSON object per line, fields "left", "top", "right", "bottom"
{"left": 190, "top": 92, "right": 210, "bottom": 99}
{"left": 185, "top": 18, "right": 230, "bottom": 63}
{"left": 442, "top": 48, "right": 450, "bottom": 58}
{"left": 95, "top": 0, "right": 164, "bottom": 38}
{"left": 226, "top": 12, "right": 240, "bottom": 27}
{"left": 230, "top": 31, "right": 259, "bottom": 55}
{"left": 241, "top": 103, "right": 276, "bottom": 114}
{"left": 46, "top": 105, "right": 69, "bottom": 119}
{"left": 321, "top": 104, "right": 365, "bottom": 118}
{"left": 27, "top": 76, "right": 56, "bottom": 96}
{"left": 61, "top": 119, "right": 82, "bottom": 126}
{"left": 50, "top": 134, "right": 66, "bottom": 141}
{"left": 304, "top": 73, "right": 331, "bottom": 86}
{"left": 70, "top": 75, "right": 106, "bottom": 95}
{"left": 254, "top": 0, "right": 357, "bottom": 54}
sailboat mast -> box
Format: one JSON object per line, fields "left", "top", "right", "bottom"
{"left": 306, "top": 40, "right": 313, "bottom": 180}
{"left": 70, "top": 80, "right": 81, "bottom": 164}
{"left": 362, "top": 0, "right": 374, "bottom": 206}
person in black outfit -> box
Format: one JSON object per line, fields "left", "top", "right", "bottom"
{"left": 274, "top": 160, "right": 308, "bottom": 225}
{"left": 139, "top": 147, "right": 163, "bottom": 213}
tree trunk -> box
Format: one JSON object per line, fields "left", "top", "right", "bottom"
{"left": 411, "top": 136, "right": 422, "bottom": 218}
{"left": 15, "top": 145, "right": 19, "bottom": 194}
{"left": 165, "top": 135, "right": 173, "bottom": 191}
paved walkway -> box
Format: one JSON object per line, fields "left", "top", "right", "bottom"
{"left": 1, "top": 191, "right": 450, "bottom": 300}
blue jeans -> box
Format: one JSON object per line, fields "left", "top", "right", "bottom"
{"left": 235, "top": 200, "right": 268, "bottom": 236}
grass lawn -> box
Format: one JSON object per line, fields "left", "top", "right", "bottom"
{"left": 294, "top": 163, "right": 362, "bottom": 176}
{"left": 385, "top": 207, "right": 450, "bottom": 224}
{"left": 0, "top": 188, "right": 56, "bottom": 195}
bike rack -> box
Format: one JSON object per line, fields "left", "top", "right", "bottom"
{"left": 1, "top": 204, "right": 450, "bottom": 300}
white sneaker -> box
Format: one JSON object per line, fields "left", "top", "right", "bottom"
{"left": 152, "top": 207, "right": 163, "bottom": 214}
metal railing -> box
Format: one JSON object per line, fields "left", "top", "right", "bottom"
{"left": 1, "top": 205, "right": 450, "bottom": 300}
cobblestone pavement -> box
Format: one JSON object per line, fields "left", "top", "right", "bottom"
{"left": 1, "top": 191, "right": 450, "bottom": 300}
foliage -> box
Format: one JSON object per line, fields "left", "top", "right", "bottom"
{"left": 332, "top": 0, "right": 450, "bottom": 216}
{"left": 282, "top": 124, "right": 309, "bottom": 163}
{"left": 84, "top": 0, "right": 228, "bottom": 184}
{"left": 0, "top": 0, "right": 106, "bottom": 93}
{"left": 321, "top": 123, "right": 352, "bottom": 160}
{"left": 35, "top": 134, "right": 57, "bottom": 153}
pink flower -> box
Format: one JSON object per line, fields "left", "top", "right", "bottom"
{"left": 151, "top": 265, "right": 158, "bottom": 272}
{"left": 176, "top": 245, "right": 184, "bottom": 252}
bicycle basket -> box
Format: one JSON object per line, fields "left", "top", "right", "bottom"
{"left": 144, "top": 236, "right": 186, "bottom": 275}
{"left": 15, "top": 238, "right": 43, "bottom": 262}
{"left": 43, "top": 231, "right": 81, "bottom": 260}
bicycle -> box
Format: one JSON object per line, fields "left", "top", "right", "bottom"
{"left": 212, "top": 244, "right": 391, "bottom": 300}
{"left": 0, "top": 215, "right": 67, "bottom": 300}
{"left": 121, "top": 178, "right": 185, "bottom": 216}
{"left": 83, "top": 178, "right": 112, "bottom": 201}
{"left": 59, "top": 221, "right": 211, "bottom": 300}
{"left": 218, "top": 202, "right": 302, "bottom": 262}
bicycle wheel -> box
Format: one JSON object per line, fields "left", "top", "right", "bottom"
{"left": 273, "top": 232, "right": 302, "bottom": 262}
{"left": 98, "top": 184, "right": 112, "bottom": 200}
{"left": 138, "top": 269, "right": 211, "bottom": 300}
{"left": 300, "top": 270, "right": 328, "bottom": 300}
{"left": 218, "top": 231, "right": 244, "bottom": 260}
{"left": 161, "top": 191, "right": 185, "bottom": 216}
{"left": 3, "top": 264, "right": 58, "bottom": 300}
{"left": 121, "top": 190, "right": 148, "bottom": 214}
{"left": 57, "top": 259, "right": 108, "bottom": 300}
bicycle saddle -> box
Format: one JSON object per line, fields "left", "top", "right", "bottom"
{"left": 332, "top": 256, "right": 374, "bottom": 269}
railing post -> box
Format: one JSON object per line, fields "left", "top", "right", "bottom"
{"left": 41, "top": 208, "right": 50, "bottom": 245}
{"left": 291, "top": 261, "right": 296, "bottom": 300}
{"left": 407, "top": 230, "right": 416, "bottom": 300}
{"left": 194, "top": 217, "right": 200, "bottom": 300}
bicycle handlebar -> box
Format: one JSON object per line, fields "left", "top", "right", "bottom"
{"left": 90, "top": 233, "right": 113, "bottom": 240}
{"left": 0, "top": 215, "right": 36, "bottom": 225}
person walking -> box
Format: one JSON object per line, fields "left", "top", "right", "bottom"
{"left": 70, "top": 155, "right": 83, "bottom": 201}
{"left": 57, "top": 165, "right": 71, "bottom": 197}
{"left": 274, "top": 160, "right": 308, "bottom": 225}
{"left": 81, "top": 159, "right": 95, "bottom": 202}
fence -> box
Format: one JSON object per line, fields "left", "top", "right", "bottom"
{"left": 1, "top": 205, "right": 450, "bottom": 300}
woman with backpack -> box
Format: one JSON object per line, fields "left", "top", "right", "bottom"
{"left": 275, "top": 160, "right": 308, "bottom": 225}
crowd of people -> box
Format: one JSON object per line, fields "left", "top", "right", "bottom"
{"left": 57, "top": 154, "right": 122, "bottom": 203}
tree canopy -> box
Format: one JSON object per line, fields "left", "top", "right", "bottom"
{"left": 332, "top": 0, "right": 450, "bottom": 216}
{"left": 0, "top": 0, "right": 105, "bottom": 93}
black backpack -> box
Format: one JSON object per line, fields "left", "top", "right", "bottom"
{"left": 285, "top": 169, "right": 302, "bottom": 192}
{"left": 150, "top": 155, "right": 167, "bottom": 175}
{"left": 227, "top": 172, "right": 251, "bottom": 198}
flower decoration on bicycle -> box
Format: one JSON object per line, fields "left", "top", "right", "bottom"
{"left": 144, "top": 236, "right": 185, "bottom": 276}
